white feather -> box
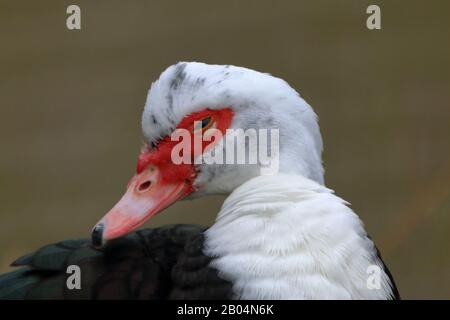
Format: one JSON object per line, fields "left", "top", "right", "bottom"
{"left": 204, "top": 174, "right": 396, "bottom": 299}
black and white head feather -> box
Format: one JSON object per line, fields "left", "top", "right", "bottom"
{"left": 142, "top": 62, "right": 324, "bottom": 195}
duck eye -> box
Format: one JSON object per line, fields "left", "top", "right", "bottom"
{"left": 201, "top": 117, "right": 212, "bottom": 129}
{"left": 194, "top": 117, "right": 213, "bottom": 132}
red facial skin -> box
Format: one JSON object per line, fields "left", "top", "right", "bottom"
{"left": 137, "top": 108, "right": 233, "bottom": 187}
{"left": 92, "top": 108, "right": 233, "bottom": 245}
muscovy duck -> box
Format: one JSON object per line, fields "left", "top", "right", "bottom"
{"left": 0, "top": 62, "right": 399, "bottom": 299}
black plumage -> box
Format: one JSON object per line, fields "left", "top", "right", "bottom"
{"left": 0, "top": 224, "right": 232, "bottom": 300}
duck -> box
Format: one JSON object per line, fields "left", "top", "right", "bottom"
{"left": 0, "top": 62, "right": 399, "bottom": 300}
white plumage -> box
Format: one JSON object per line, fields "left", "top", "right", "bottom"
{"left": 205, "top": 174, "right": 394, "bottom": 299}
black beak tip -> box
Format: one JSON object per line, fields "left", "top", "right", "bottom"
{"left": 91, "top": 223, "right": 104, "bottom": 248}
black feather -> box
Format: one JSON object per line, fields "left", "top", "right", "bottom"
{"left": 0, "top": 224, "right": 232, "bottom": 300}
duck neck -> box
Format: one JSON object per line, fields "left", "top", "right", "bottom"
{"left": 204, "top": 173, "right": 395, "bottom": 299}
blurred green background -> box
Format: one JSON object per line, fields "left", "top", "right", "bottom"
{"left": 0, "top": 1, "right": 449, "bottom": 299}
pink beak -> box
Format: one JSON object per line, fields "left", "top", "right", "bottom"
{"left": 91, "top": 165, "right": 190, "bottom": 247}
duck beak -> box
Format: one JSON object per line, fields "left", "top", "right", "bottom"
{"left": 91, "top": 165, "right": 191, "bottom": 248}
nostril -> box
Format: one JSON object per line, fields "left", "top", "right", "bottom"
{"left": 138, "top": 180, "right": 152, "bottom": 192}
